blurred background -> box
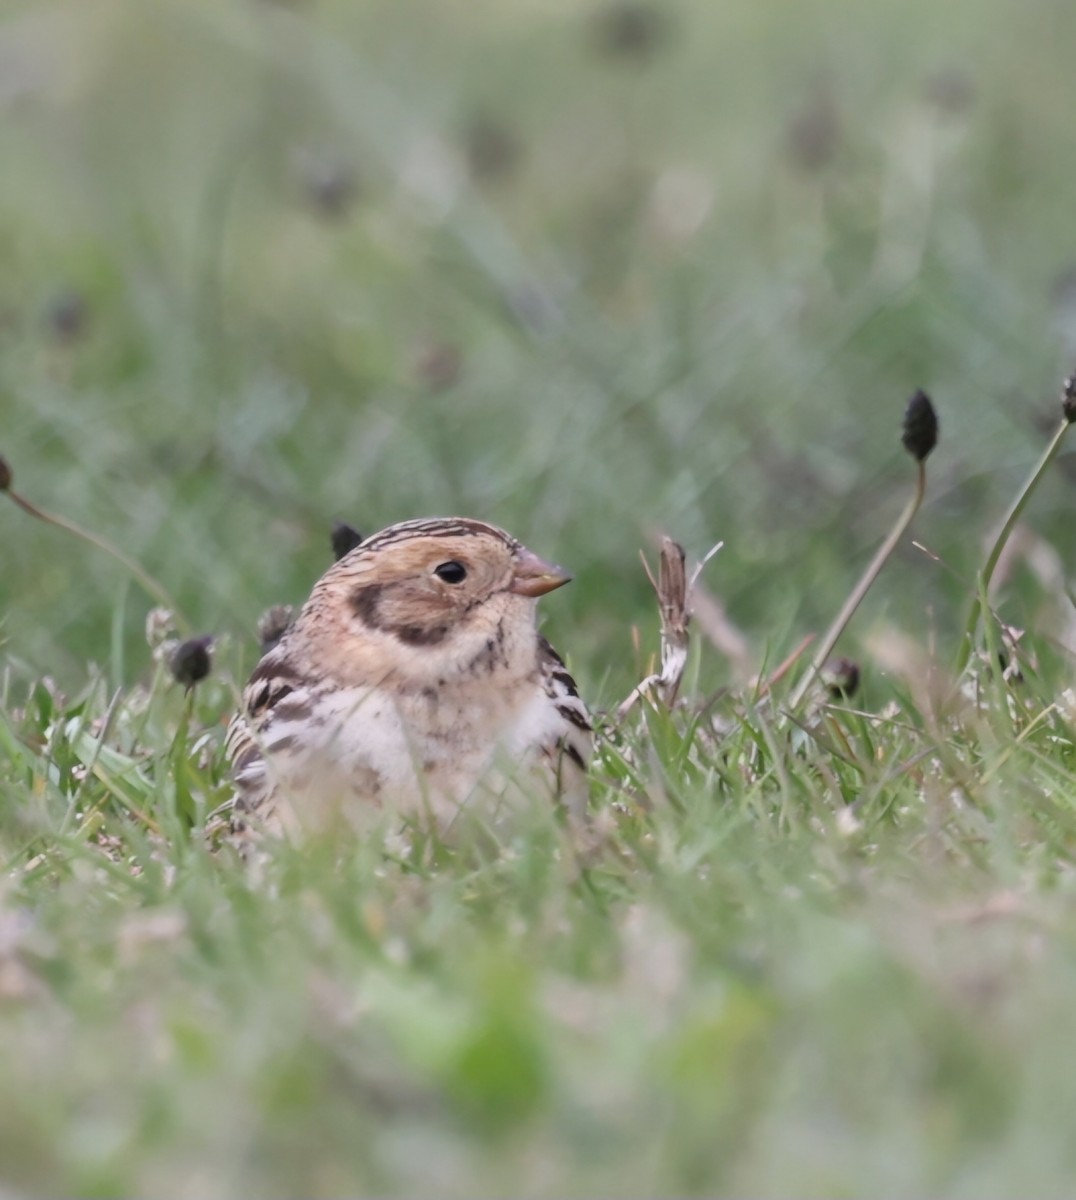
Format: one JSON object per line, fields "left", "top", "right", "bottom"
{"left": 3, "top": 0, "right": 1076, "bottom": 699}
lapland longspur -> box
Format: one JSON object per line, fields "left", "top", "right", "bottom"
{"left": 225, "top": 517, "right": 591, "bottom": 838}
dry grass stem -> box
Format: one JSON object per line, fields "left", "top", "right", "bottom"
{"left": 688, "top": 582, "right": 754, "bottom": 682}
{"left": 955, "top": 408, "right": 1074, "bottom": 674}
{"left": 788, "top": 460, "right": 928, "bottom": 710}
{"left": 751, "top": 634, "right": 816, "bottom": 699}
{"left": 618, "top": 537, "right": 692, "bottom": 715}
{"left": 788, "top": 388, "right": 938, "bottom": 714}
{"left": 2, "top": 463, "right": 189, "bottom": 633}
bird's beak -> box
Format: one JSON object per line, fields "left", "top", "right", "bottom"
{"left": 510, "top": 547, "right": 572, "bottom": 597}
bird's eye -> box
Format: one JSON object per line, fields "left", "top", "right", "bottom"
{"left": 434, "top": 560, "right": 468, "bottom": 584}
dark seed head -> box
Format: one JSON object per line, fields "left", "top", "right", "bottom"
{"left": 0, "top": 455, "right": 11, "bottom": 492}
{"left": 591, "top": 1, "right": 670, "bottom": 60}
{"left": 1062, "top": 372, "right": 1076, "bottom": 424}
{"left": 256, "top": 605, "right": 294, "bottom": 655}
{"left": 923, "top": 69, "right": 975, "bottom": 116}
{"left": 822, "top": 657, "right": 860, "bottom": 700}
{"left": 463, "top": 115, "right": 522, "bottom": 182}
{"left": 902, "top": 389, "right": 939, "bottom": 461}
{"left": 294, "top": 148, "right": 360, "bottom": 220}
{"left": 43, "top": 290, "right": 88, "bottom": 343}
{"left": 169, "top": 636, "right": 213, "bottom": 691}
{"left": 414, "top": 341, "right": 463, "bottom": 392}
{"left": 331, "top": 521, "right": 364, "bottom": 561}
{"left": 785, "top": 88, "right": 840, "bottom": 172}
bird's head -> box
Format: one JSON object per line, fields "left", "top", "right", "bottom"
{"left": 301, "top": 517, "right": 572, "bottom": 687}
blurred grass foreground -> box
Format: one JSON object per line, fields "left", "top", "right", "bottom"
{"left": 5, "top": 0, "right": 1076, "bottom": 1195}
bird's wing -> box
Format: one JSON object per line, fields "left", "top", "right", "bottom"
{"left": 537, "top": 635, "right": 592, "bottom": 820}
{"left": 221, "top": 645, "right": 323, "bottom": 833}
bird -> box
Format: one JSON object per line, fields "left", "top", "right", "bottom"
{"left": 224, "top": 517, "right": 590, "bottom": 841}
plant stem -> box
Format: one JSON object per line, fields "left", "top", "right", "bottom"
{"left": 954, "top": 417, "right": 1071, "bottom": 674}
{"left": 6, "top": 488, "right": 190, "bottom": 633}
{"left": 788, "top": 462, "right": 926, "bottom": 711}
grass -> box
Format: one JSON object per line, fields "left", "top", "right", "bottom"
{"left": 5, "top": 0, "right": 1076, "bottom": 1194}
